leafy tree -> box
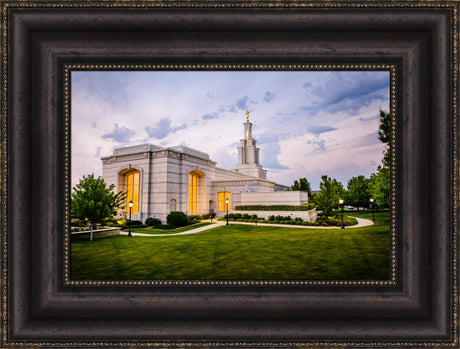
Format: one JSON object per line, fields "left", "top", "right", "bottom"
{"left": 378, "top": 109, "right": 390, "bottom": 167}
{"left": 71, "top": 174, "right": 126, "bottom": 241}
{"left": 291, "top": 177, "right": 312, "bottom": 197}
{"left": 316, "top": 175, "right": 345, "bottom": 216}
{"left": 346, "top": 175, "right": 371, "bottom": 210}
{"left": 309, "top": 192, "right": 318, "bottom": 204}
{"left": 369, "top": 166, "right": 390, "bottom": 208}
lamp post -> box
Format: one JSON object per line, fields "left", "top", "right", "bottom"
{"left": 128, "top": 200, "right": 133, "bottom": 237}
{"left": 370, "top": 197, "right": 375, "bottom": 221}
{"left": 225, "top": 198, "right": 229, "bottom": 226}
{"left": 339, "top": 198, "right": 345, "bottom": 229}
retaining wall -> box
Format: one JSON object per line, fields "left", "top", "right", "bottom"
{"left": 232, "top": 208, "right": 317, "bottom": 222}
{"left": 70, "top": 227, "right": 122, "bottom": 241}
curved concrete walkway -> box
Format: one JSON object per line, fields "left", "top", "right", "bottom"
{"left": 120, "top": 222, "right": 226, "bottom": 237}
{"left": 120, "top": 216, "right": 373, "bottom": 237}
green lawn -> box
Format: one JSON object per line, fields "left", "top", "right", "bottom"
{"left": 124, "top": 222, "right": 211, "bottom": 234}
{"left": 71, "top": 211, "right": 390, "bottom": 280}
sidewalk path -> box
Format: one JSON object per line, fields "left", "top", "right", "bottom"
{"left": 219, "top": 216, "right": 373, "bottom": 230}
{"left": 120, "top": 221, "right": 226, "bottom": 237}
{"left": 120, "top": 216, "right": 373, "bottom": 237}
{"left": 349, "top": 216, "right": 374, "bottom": 228}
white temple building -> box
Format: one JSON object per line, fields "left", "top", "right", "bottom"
{"left": 101, "top": 112, "right": 309, "bottom": 222}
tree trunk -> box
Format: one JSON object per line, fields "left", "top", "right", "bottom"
{"left": 90, "top": 223, "right": 93, "bottom": 241}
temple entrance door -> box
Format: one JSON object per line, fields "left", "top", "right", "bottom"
{"left": 188, "top": 170, "right": 205, "bottom": 215}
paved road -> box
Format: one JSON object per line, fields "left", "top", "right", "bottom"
{"left": 120, "top": 216, "right": 374, "bottom": 237}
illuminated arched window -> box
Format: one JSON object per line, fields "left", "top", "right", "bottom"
{"left": 189, "top": 172, "right": 198, "bottom": 213}
{"left": 218, "top": 192, "right": 231, "bottom": 211}
{"left": 125, "top": 171, "right": 140, "bottom": 214}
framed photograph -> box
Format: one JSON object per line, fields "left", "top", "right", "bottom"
{"left": 69, "top": 68, "right": 393, "bottom": 282}
{"left": 1, "top": 1, "right": 458, "bottom": 347}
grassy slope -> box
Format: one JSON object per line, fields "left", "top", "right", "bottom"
{"left": 125, "top": 222, "right": 211, "bottom": 234}
{"left": 71, "top": 211, "right": 389, "bottom": 280}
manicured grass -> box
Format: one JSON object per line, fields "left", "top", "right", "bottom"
{"left": 71, "top": 211, "right": 390, "bottom": 280}
{"left": 124, "top": 222, "right": 211, "bottom": 234}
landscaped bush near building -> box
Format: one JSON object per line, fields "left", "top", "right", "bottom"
{"left": 71, "top": 219, "right": 86, "bottom": 227}
{"left": 234, "top": 204, "right": 315, "bottom": 211}
{"left": 219, "top": 212, "right": 358, "bottom": 227}
{"left": 120, "top": 220, "right": 146, "bottom": 229}
{"left": 188, "top": 215, "right": 201, "bottom": 224}
{"left": 200, "top": 212, "right": 216, "bottom": 220}
{"left": 145, "top": 217, "right": 162, "bottom": 227}
{"left": 101, "top": 217, "right": 118, "bottom": 225}
{"left": 316, "top": 216, "right": 358, "bottom": 227}
{"left": 167, "top": 211, "right": 189, "bottom": 227}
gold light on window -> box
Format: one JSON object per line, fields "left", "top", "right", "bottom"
{"left": 189, "top": 173, "right": 198, "bottom": 213}
{"left": 218, "top": 191, "right": 230, "bottom": 211}
{"left": 126, "top": 171, "right": 139, "bottom": 214}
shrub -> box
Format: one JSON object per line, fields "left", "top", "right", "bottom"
{"left": 121, "top": 223, "right": 147, "bottom": 229}
{"left": 166, "top": 211, "right": 189, "bottom": 227}
{"left": 117, "top": 218, "right": 128, "bottom": 226}
{"left": 101, "top": 217, "right": 118, "bottom": 225}
{"left": 71, "top": 219, "right": 86, "bottom": 227}
{"left": 346, "top": 217, "right": 358, "bottom": 226}
{"left": 294, "top": 217, "right": 303, "bottom": 222}
{"left": 127, "top": 220, "right": 143, "bottom": 226}
{"left": 267, "top": 215, "right": 275, "bottom": 221}
{"left": 188, "top": 215, "right": 201, "bottom": 224}
{"left": 234, "top": 204, "right": 315, "bottom": 211}
{"left": 200, "top": 212, "right": 216, "bottom": 220}
{"left": 145, "top": 217, "right": 162, "bottom": 227}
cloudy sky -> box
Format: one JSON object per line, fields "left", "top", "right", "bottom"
{"left": 71, "top": 70, "right": 390, "bottom": 190}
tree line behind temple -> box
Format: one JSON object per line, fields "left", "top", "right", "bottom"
{"left": 291, "top": 109, "right": 390, "bottom": 216}
{"left": 71, "top": 109, "right": 391, "bottom": 229}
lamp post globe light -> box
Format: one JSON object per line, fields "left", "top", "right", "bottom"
{"left": 370, "top": 197, "right": 375, "bottom": 221}
{"left": 128, "top": 200, "right": 134, "bottom": 237}
{"left": 225, "top": 198, "right": 229, "bottom": 226}
{"left": 339, "top": 198, "right": 345, "bottom": 229}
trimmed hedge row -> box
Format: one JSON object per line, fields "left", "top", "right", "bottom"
{"left": 219, "top": 213, "right": 358, "bottom": 227}
{"left": 234, "top": 204, "right": 315, "bottom": 211}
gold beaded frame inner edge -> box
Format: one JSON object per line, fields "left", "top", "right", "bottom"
{"left": 63, "top": 63, "right": 397, "bottom": 287}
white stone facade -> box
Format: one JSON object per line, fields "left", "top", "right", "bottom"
{"left": 240, "top": 191, "right": 308, "bottom": 206}
{"left": 101, "top": 117, "right": 308, "bottom": 223}
{"left": 233, "top": 209, "right": 318, "bottom": 222}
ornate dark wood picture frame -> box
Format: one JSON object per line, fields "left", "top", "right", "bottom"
{"left": 1, "top": 1, "right": 458, "bottom": 347}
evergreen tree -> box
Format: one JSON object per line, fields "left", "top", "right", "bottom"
{"left": 316, "top": 175, "right": 345, "bottom": 216}
{"left": 71, "top": 174, "right": 126, "bottom": 241}
{"left": 291, "top": 179, "right": 300, "bottom": 191}
{"left": 291, "top": 177, "right": 312, "bottom": 197}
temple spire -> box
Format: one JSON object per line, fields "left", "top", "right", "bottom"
{"left": 235, "top": 113, "right": 267, "bottom": 179}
